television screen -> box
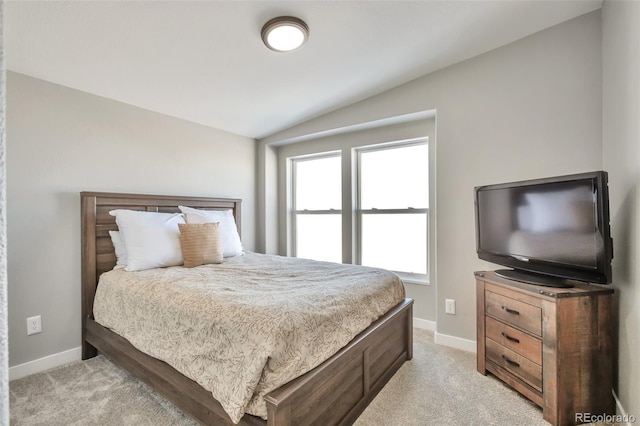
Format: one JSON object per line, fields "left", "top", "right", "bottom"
{"left": 474, "top": 171, "right": 612, "bottom": 286}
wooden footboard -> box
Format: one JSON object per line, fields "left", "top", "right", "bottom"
{"left": 81, "top": 192, "right": 414, "bottom": 425}
{"left": 85, "top": 318, "right": 264, "bottom": 425}
{"left": 84, "top": 298, "right": 412, "bottom": 425}
{"left": 265, "top": 298, "right": 413, "bottom": 425}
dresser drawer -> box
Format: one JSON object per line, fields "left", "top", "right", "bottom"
{"left": 485, "top": 290, "right": 542, "bottom": 336}
{"left": 486, "top": 338, "right": 543, "bottom": 392}
{"left": 485, "top": 316, "right": 542, "bottom": 365}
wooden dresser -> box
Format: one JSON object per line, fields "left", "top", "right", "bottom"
{"left": 475, "top": 271, "right": 615, "bottom": 426}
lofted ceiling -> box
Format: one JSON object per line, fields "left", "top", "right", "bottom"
{"left": 5, "top": 1, "right": 601, "bottom": 139}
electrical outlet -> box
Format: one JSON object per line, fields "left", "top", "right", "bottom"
{"left": 445, "top": 299, "right": 456, "bottom": 315}
{"left": 26, "top": 315, "right": 42, "bottom": 336}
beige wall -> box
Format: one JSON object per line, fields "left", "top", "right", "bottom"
{"left": 0, "top": 1, "right": 9, "bottom": 421}
{"left": 261, "top": 12, "right": 603, "bottom": 342}
{"left": 602, "top": 0, "right": 640, "bottom": 417}
{"left": 6, "top": 72, "right": 256, "bottom": 366}
{"left": 256, "top": 140, "right": 279, "bottom": 255}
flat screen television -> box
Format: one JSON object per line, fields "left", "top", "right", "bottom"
{"left": 474, "top": 171, "right": 613, "bottom": 287}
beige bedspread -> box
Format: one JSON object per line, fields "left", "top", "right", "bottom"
{"left": 93, "top": 252, "right": 405, "bottom": 423}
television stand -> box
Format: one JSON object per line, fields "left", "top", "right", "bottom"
{"left": 475, "top": 271, "right": 615, "bottom": 425}
{"left": 495, "top": 269, "right": 573, "bottom": 288}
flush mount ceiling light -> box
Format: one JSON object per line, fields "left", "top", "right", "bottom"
{"left": 261, "top": 16, "right": 309, "bottom": 52}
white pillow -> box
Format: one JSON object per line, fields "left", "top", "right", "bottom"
{"left": 178, "top": 206, "right": 243, "bottom": 257}
{"left": 109, "top": 209, "right": 186, "bottom": 271}
{"left": 108, "top": 230, "right": 127, "bottom": 269}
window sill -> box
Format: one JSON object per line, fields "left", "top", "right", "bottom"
{"left": 398, "top": 275, "right": 430, "bottom": 286}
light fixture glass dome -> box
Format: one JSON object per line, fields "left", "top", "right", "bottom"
{"left": 261, "top": 17, "right": 309, "bottom": 52}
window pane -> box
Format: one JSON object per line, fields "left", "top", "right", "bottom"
{"left": 360, "top": 144, "right": 428, "bottom": 209}
{"left": 295, "top": 156, "right": 341, "bottom": 210}
{"left": 296, "top": 214, "right": 342, "bottom": 263}
{"left": 361, "top": 213, "right": 427, "bottom": 274}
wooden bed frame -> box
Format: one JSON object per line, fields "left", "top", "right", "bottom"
{"left": 81, "top": 191, "right": 413, "bottom": 425}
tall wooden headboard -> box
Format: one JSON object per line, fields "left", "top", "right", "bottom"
{"left": 80, "top": 191, "right": 241, "bottom": 358}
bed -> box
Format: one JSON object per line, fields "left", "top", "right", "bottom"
{"left": 81, "top": 192, "right": 414, "bottom": 425}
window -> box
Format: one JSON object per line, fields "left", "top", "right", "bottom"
{"left": 357, "top": 142, "right": 428, "bottom": 279}
{"left": 287, "top": 139, "right": 429, "bottom": 282}
{"left": 290, "top": 153, "right": 342, "bottom": 263}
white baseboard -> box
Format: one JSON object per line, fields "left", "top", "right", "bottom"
{"left": 413, "top": 318, "right": 476, "bottom": 352}
{"left": 9, "top": 346, "right": 82, "bottom": 381}
{"left": 6, "top": 320, "right": 453, "bottom": 380}
{"left": 413, "top": 317, "right": 436, "bottom": 331}
{"left": 613, "top": 390, "right": 635, "bottom": 426}
{"left": 6, "top": 323, "right": 478, "bottom": 380}
{"left": 434, "top": 331, "right": 477, "bottom": 353}
{"left": 5, "top": 318, "right": 440, "bottom": 381}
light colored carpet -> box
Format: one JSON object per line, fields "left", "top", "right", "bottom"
{"left": 10, "top": 329, "right": 554, "bottom": 425}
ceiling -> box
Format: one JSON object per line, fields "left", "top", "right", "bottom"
{"left": 5, "top": 1, "right": 601, "bottom": 139}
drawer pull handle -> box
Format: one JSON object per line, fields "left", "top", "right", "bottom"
{"left": 501, "top": 306, "right": 520, "bottom": 315}
{"left": 501, "top": 332, "right": 520, "bottom": 344}
{"left": 502, "top": 355, "right": 520, "bottom": 368}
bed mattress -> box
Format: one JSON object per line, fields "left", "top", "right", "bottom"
{"left": 93, "top": 252, "right": 405, "bottom": 423}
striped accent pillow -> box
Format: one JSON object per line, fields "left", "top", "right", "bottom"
{"left": 178, "top": 222, "right": 223, "bottom": 268}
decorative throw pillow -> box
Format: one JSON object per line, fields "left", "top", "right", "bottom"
{"left": 178, "top": 206, "right": 243, "bottom": 257}
{"left": 178, "top": 222, "right": 224, "bottom": 268}
{"left": 109, "top": 209, "right": 186, "bottom": 271}
{"left": 108, "top": 230, "right": 128, "bottom": 269}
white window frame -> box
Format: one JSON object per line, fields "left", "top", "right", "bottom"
{"left": 286, "top": 139, "right": 430, "bottom": 284}
{"left": 288, "top": 151, "right": 342, "bottom": 259}
{"left": 355, "top": 139, "right": 429, "bottom": 282}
